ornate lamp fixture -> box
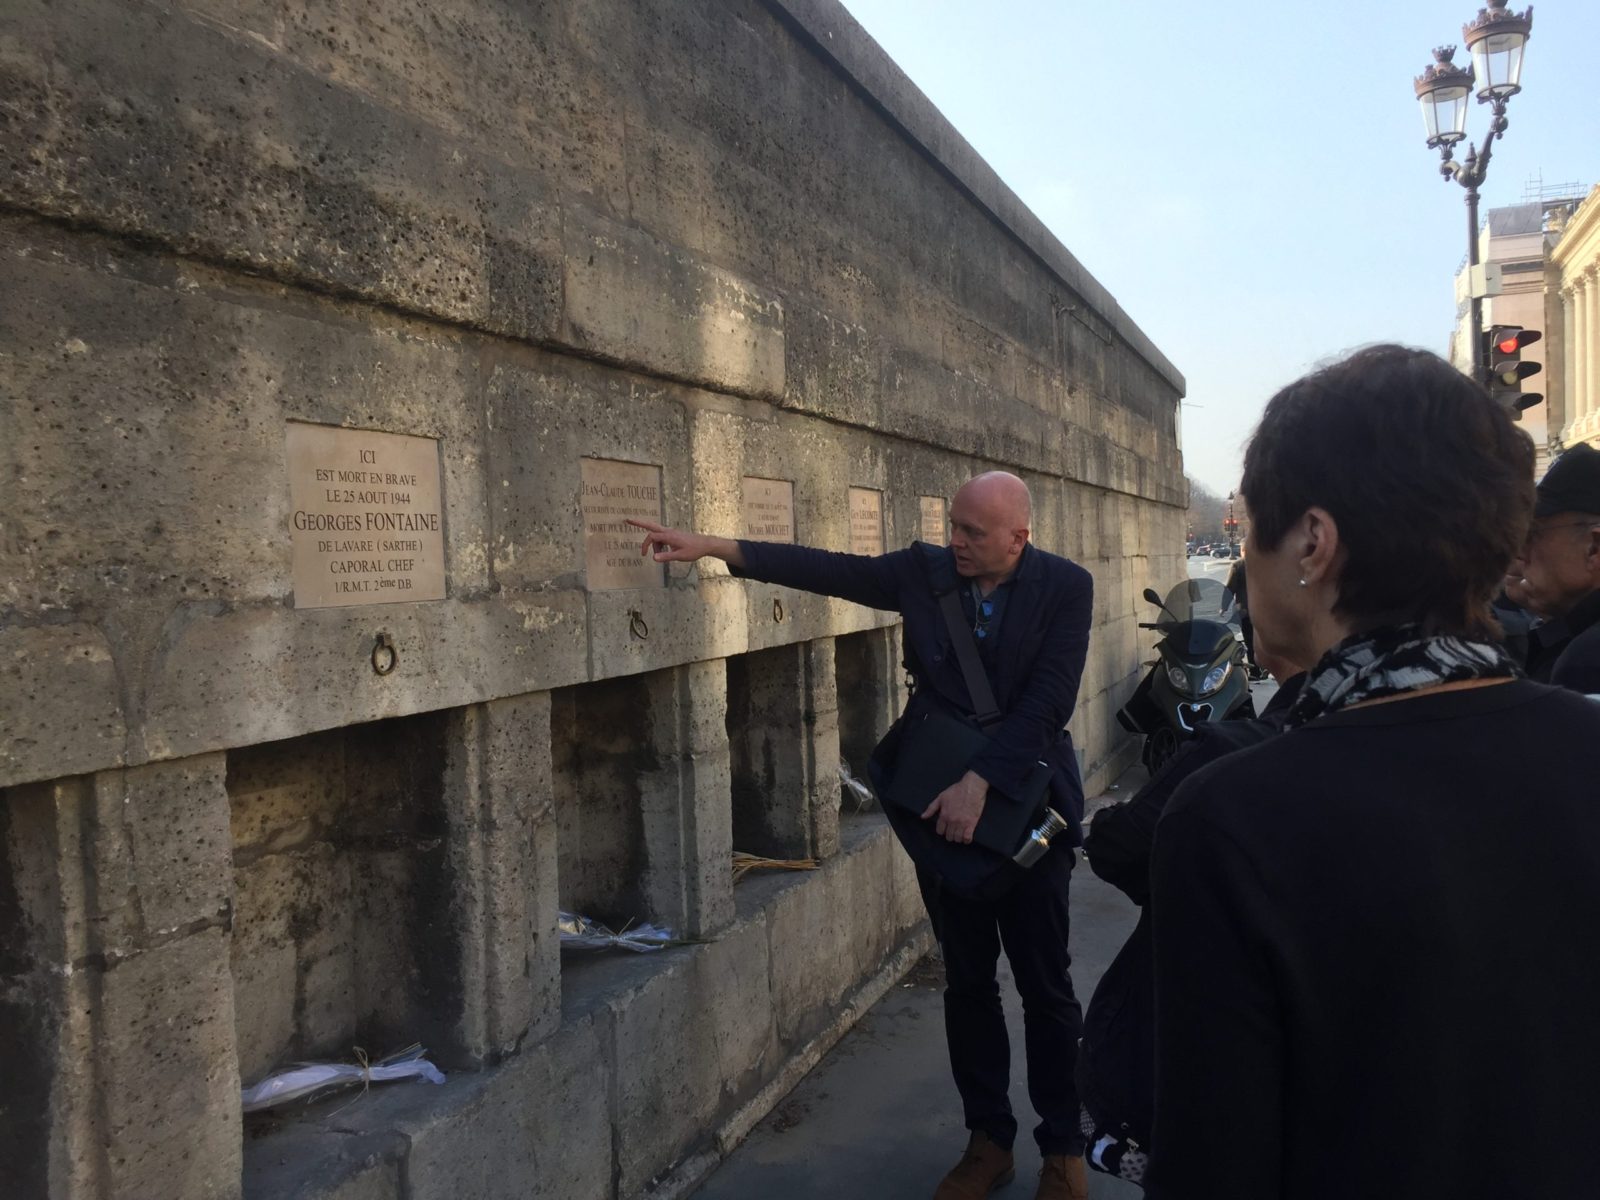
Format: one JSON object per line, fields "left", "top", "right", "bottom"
{"left": 1464, "top": 0, "right": 1533, "bottom": 100}
{"left": 1413, "top": 3, "right": 1534, "bottom": 378}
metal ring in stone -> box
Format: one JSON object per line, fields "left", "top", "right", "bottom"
{"left": 371, "top": 634, "right": 397, "bottom": 676}
{"left": 773, "top": 598, "right": 784, "bottom": 623}
{"left": 629, "top": 610, "right": 650, "bottom": 640}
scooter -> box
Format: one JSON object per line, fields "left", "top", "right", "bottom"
{"left": 1116, "top": 581, "right": 1253, "bottom": 774}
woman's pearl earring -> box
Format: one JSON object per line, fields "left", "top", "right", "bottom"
{"left": 1298, "top": 578, "right": 1307, "bottom": 587}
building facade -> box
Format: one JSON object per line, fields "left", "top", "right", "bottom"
{"left": 1551, "top": 187, "right": 1600, "bottom": 451}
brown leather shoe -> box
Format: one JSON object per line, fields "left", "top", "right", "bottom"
{"left": 1033, "top": 1154, "right": 1089, "bottom": 1200}
{"left": 933, "top": 1132, "right": 1015, "bottom": 1199}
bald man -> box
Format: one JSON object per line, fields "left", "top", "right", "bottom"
{"left": 631, "top": 471, "right": 1095, "bottom": 1200}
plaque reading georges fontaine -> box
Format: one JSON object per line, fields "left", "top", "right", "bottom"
{"left": 848, "top": 487, "right": 885, "bottom": 556}
{"left": 741, "top": 477, "right": 795, "bottom": 543}
{"left": 581, "top": 458, "right": 665, "bottom": 590}
{"left": 285, "top": 423, "right": 446, "bottom": 609}
{"left": 919, "top": 496, "right": 948, "bottom": 545}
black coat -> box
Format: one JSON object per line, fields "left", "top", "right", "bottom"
{"left": 1076, "top": 676, "right": 1303, "bottom": 1141}
{"left": 731, "top": 538, "right": 1093, "bottom": 884}
{"left": 1526, "top": 588, "right": 1600, "bottom": 694}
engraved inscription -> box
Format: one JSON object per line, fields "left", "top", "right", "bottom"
{"left": 741, "top": 477, "right": 795, "bottom": 544}
{"left": 285, "top": 423, "right": 446, "bottom": 609}
{"left": 919, "top": 496, "right": 948, "bottom": 546}
{"left": 581, "top": 459, "right": 665, "bottom": 590}
{"left": 848, "top": 487, "right": 885, "bottom": 557}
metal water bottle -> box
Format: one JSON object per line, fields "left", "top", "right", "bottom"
{"left": 1012, "top": 805, "right": 1071, "bottom": 868}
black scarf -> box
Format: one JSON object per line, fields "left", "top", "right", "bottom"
{"left": 1283, "top": 624, "right": 1519, "bottom": 730}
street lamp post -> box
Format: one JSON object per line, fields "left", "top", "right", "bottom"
{"left": 1413, "top": 1, "right": 1533, "bottom": 381}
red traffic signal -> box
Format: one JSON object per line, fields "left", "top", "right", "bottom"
{"left": 1480, "top": 325, "right": 1542, "bottom": 412}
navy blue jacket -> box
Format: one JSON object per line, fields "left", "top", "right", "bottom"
{"left": 731, "top": 538, "right": 1095, "bottom": 844}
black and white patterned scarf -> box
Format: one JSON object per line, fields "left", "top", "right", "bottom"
{"left": 1283, "top": 624, "right": 1519, "bottom": 730}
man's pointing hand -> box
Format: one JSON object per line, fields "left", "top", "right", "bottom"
{"left": 627, "top": 519, "right": 746, "bottom": 569}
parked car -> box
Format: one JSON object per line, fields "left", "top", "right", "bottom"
{"left": 1212, "top": 546, "right": 1230, "bottom": 558}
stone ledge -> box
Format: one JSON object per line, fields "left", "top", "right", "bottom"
{"left": 239, "top": 816, "right": 926, "bottom": 1200}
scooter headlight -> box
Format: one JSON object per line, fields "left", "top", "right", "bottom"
{"left": 1166, "top": 664, "right": 1189, "bottom": 691}
{"left": 1199, "top": 661, "right": 1232, "bottom": 696}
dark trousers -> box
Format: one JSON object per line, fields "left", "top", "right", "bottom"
{"left": 917, "top": 847, "right": 1084, "bottom": 1156}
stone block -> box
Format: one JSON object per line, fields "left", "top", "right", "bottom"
{"left": 436, "top": 692, "right": 558, "bottom": 1065}
{"left": 397, "top": 1014, "right": 611, "bottom": 1200}
{"left": 483, "top": 352, "right": 693, "bottom": 594}
{"left": 139, "top": 595, "right": 589, "bottom": 766}
{"left": 110, "top": 756, "right": 234, "bottom": 938}
{"left": 241, "top": 1129, "right": 406, "bottom": 1200}
{"left": 637, "top": 662, "right": 735, "bottom": 938}
{"left": 96, "top": 929, "right": 243, "bottom": 1200}
{"left": 607, "top": 953, "right": 719, "bottom": 1198}
{"left": 767, "top": 858, "right": 854, "bottom": 1048}
{"left": 0, "top": 623, "right": 125, "bottom": 789}
{"left": 562, "top": 205, "right": 785, "bottom": 402}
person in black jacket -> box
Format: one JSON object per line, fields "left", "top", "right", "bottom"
{"left": 632, "top": 470, "right": 1095, "bottom": 1200}
{"left": 1076, "top": 638, "right": 1305, "bottom": 1184}
{"left": 1510, "top": 442, "right": 1600, "bottom": 694}
{"left": 1147, "top": 346, "right": 1600, "bottom": 1200}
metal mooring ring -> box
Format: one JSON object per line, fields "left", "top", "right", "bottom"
{"left": 772, "top": 597, "right": 785, "bottom": 623}
{"left": 629, "top": 610, "right": 650, "bottom": 640}
{"left": 371, "top": 632, "right": 398, "bottom": 676}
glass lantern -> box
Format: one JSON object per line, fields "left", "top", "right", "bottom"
{"left": 1464, "top": 0, "right": 1532, "bottom": 100}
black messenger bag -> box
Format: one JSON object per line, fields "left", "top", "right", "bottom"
{"left": 875, "top": 584, "right": 1063, "bottom": 899}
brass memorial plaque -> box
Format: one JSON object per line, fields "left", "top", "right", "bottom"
{"left": 848, "top": 487, "right": 885, "bottom": 557}
{"left": 285, "top": 423, "right": 446, "bottom": 609}
{"left": 741, "top": 477, "right": 795, "bottom": 543}
{"left": 919, "top": 496, "right": 948, "bottom": 546}
{"left": 581, "top": 458, "right": 665, "bottom": 590}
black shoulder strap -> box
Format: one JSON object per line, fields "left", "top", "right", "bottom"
{"left": 937, "top": 588, "right": 1002, "bottom": 730}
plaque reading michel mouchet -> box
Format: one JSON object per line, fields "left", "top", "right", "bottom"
{"left": 581, "top": 458, "right": 665, "bottom": 590}
{"left": 742, "top": 477, "right": 795, "bottom": 543}
{"left": 285, "top": 423, "right": 446, "bottom": 609}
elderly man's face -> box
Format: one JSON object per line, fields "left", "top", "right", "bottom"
{"left": 1511, "top": 512, "right": 1600, "bottom": 618}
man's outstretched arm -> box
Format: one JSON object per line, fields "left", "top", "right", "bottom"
{"left": 629, "top": 519, "right": 906, "bottom": 612}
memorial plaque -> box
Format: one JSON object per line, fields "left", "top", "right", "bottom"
{"left": 919, "top": 496, "right": 948, "bottom": 546}
{"left": 741, "top": 477, "right": 795, "bottom": 543}
{"left": 848, "top": 486, "right": 885, "bottom": 557}
{"left": 581, "top": 458, "right": 665, "bottom": 590}
{"left": 285, "top": 422, "right": 446, "bottom": 609}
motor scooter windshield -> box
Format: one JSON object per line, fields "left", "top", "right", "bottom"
{"left": 1155, "top": 579, "right": 1239, "bottom": 658}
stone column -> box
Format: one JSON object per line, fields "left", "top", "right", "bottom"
{"left": 1572, "top": 277, "right": 1590, "bottom": 437}
{"left": 2, "top": 757, "right": 241, "bottom": 1200}
{"left": 637, "top": 661, "right": 735, "bottom": 938}
{"left": 435, "top": 691, "right": 560, "bottom": 1068}
{"left": 727, "top": 639, "right": 842, "bottom": 862}
{"left": 1562, "top": 284, "right": 1579, "bottom": 440}
{"left": 1587, "top": 268, "right": 1600, "bottom": 434}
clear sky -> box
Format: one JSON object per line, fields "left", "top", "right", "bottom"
{"left": 838, "top": 0, "right": 1600, "bottom": 497}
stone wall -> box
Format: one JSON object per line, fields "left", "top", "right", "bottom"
{"left": 0, "top": 1, "right": 1185, "bottom": 1197}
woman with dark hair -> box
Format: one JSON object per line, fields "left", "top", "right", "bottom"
{"left": 1145, "top": 345, "right": 1600, "bottom": 1200}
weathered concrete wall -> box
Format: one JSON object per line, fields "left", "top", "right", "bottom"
{"left": 0, "top": 1, "right": 1185, "bottom": 1197}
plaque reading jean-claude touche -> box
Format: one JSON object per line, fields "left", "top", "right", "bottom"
{"left": 742, "top": 477, "right": 795, "bottom": 543}
{"left": 848, "top": 487, "right": 885, "bottom": 557}
{"left": 581, "top": 458, "right": 665, "bottom": 590}
{"left": 285, "top": 423, "right": 446, "bottom": 609}
{"left": 919, "top": 496, "right": 948, "bottom": 546}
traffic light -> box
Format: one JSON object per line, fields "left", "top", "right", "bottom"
{"left": 1481, "top": 325, "right": 1542, "bottom": 412}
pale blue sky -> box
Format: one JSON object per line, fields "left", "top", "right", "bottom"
{"left": 838, "top": 0, "right": 1600, "bottom": 496}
